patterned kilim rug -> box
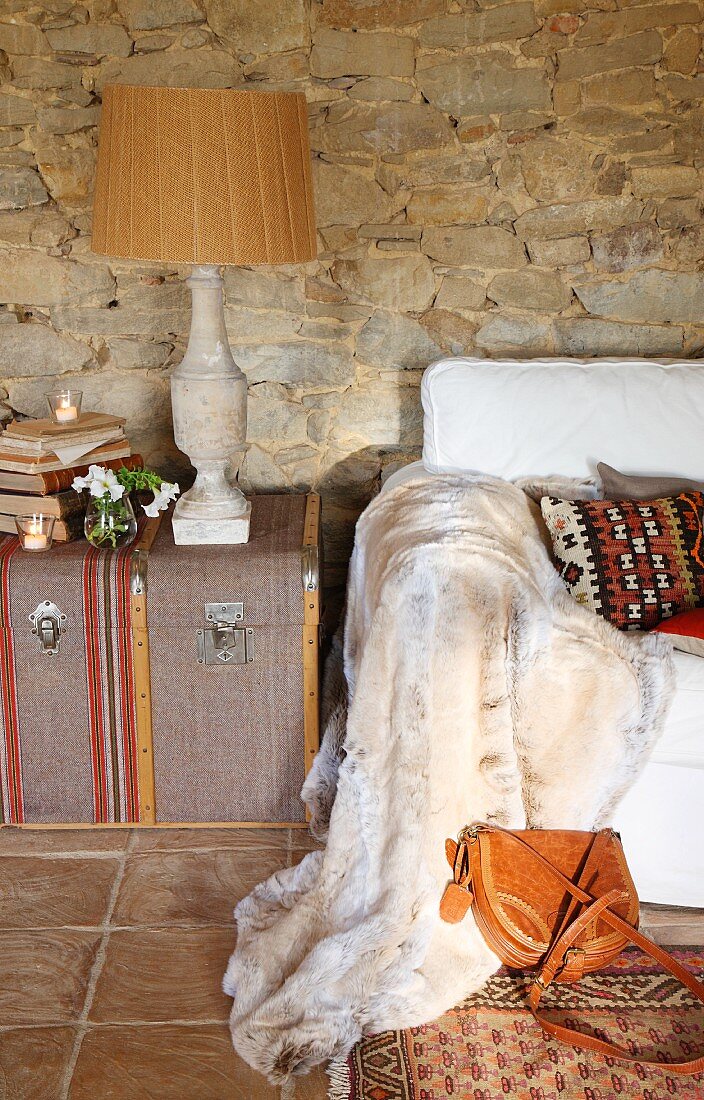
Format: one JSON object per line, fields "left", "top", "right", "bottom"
{"left": 328, "top": 947, "right": 704, "bottom": 1100}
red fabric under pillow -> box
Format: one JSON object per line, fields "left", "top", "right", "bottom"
{"left": 653, "top": 608, "right": 704, "bottom": 638}
{"left": 652, "top": 608, "right": 704, "bottom": 656}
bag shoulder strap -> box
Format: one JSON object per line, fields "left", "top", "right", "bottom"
{"left": 471, "top": 825, "right": 704, "bottom": 1074}
{"left": 529, "top": 891, "right": 704, "bottom": 1075}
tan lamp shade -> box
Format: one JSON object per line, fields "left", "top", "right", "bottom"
{"left": 92, "top": 84, "right": 317, "bottom": 266}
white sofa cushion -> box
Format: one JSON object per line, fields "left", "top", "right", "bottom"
{"left": 660, "top": 651, "right": 704, "bottom": 768}
{"left": 421, "top": 357, "right": 704, "bottom": 481}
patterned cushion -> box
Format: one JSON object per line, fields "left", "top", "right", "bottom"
{"left": 540, "top": 492, "right": 704, "bottom": 630}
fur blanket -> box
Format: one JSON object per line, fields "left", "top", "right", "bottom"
{"left": 223, "top": 474, "right": 674, "bottom": 1083}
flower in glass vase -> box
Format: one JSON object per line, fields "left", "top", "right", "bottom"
{"left": 73, "top": 464, "right": 180, "bottom": 549}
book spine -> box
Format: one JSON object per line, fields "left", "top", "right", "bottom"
{"left": 0, "top": 490, "right": 85, "bottom": 519}
{"left": 41, "top": 470, "right": 64, "bottom": 494}
{"left": 57, "top": 512, "right": 86, "bottom": 542}
{"left": 55, "top": 490, "right": 85, "bottom": 520}
{"left": 41, "top": 455, "right": 143, "bottom": 494}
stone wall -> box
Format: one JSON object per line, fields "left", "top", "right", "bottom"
{"left": 0, "top": 0, "right": 703, "bottom": 582}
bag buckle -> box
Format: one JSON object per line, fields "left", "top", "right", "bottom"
{"left": 553, "top": 945, "right": 585, "bottom": 983}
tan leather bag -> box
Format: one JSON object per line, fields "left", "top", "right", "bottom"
{"left": 440, "top": 822, "right": 704, "bottom": 1075}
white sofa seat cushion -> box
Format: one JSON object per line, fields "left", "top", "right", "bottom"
{"left": 381, "top": 459, "right": 428, "bottom": 494}
{"left": 659, "top": 651, "right": 704, "bottom": 768}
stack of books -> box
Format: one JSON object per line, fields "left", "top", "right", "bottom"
{"left": 0, "top": 413, "right": 142, "bottom": 542}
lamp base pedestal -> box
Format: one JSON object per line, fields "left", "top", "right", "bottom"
{"left": 172, "top": 503, "right": 251, "bottom": 545}
{"left": 171, "top": 264, "right": 251, "bottom": 546}
{"left": 171, "top": 459, "right": 251, "bottom": 546}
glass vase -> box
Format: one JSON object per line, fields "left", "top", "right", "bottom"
{"left": 85, "top": 494, "right": 138, "bottom": 550}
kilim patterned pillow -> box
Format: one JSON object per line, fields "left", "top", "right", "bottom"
{"left": 540, "top": 492, "right": 704, "bottom": 630}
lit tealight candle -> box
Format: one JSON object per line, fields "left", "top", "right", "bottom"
{"left": 54, "top": 401, "right": 79, "bottom": 423}
{"left": 16, "top": 513, "right": 54, "bottom": 551}
{"left": 46, "top": 389, "right": 82, "bottom": 424}
{"left": 24, "top": 530, "right": 48, "bottom": 550}
{"left": 24, "top": 520, "right": 47, "bottom": 551}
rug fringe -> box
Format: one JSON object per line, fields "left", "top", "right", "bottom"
{"left": 327, "top": 1055, "right": 351, "bottom": 1100}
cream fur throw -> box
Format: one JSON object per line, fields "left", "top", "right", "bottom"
{"left": 224, "top": 474, "right": 674, "bottom": 1083}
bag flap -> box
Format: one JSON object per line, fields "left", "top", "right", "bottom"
{"left": 475, "top": 828, "right": 638, "bottom": 944}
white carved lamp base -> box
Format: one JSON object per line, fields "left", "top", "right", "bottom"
{"left": 172, "top": 508, "right": 251, "bottom": 545}
{"left": 171, "top": 265, "right": 251, "bottom": 546}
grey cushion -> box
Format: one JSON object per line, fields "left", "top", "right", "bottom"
{"left": 667, "top": 633, "right": 704, "bottom": 658}
{"left": 597, "top": 462, "right": 704, "bottom": 501}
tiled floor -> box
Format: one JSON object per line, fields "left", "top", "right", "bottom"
{"left": 2, "top": 826, "right": 701, "bottom": 1100}
{"left": 0, "top": 825, "right": 327, "bottom": 1100}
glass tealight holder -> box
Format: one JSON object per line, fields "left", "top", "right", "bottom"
{"left": 15, "top": 514, "right": 56, "bottom": 552}
{"left": 46, "top": 390, "right": 83, "bottom": 425}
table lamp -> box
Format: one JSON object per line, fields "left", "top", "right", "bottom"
{"left": 92, "top": 85, "right": 317, "bottom": 544}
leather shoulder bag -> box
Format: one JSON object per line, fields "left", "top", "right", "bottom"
{"left": 440, "top": 822, "right": 704, "bottom": 1074}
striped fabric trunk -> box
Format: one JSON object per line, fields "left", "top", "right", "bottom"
{"left": 0, "top": 532, "right": 142, "bottom": 824}
{"left": 0, "top": 495, "right": 320, "bottom": 827}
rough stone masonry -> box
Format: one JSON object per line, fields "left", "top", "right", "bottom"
{"left": 0, "top": 0, "right": 703, "bottom": 583}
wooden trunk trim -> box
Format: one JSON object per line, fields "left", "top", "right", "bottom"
{"left": 303, "top": 623, "right": 320, "bottom": 775}
{"left": 132, "top": 596, "right": 155, "bottom": 825}
{"left": 302, "top": 493, "right": 321, "bottom": 785}
{"left": 131, "top": 516, "right": 161, "bottom": 826}
{"left": 302, "top": 493, "right": 321, "bottom": 824}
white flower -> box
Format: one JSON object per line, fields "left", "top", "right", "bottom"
{"left": 143, "top": 481, "right": 179, "bottom": 518}
{"left": 72, "top": 464, "right": 124, "bottom": 502}
{"left": 71, "top": 468, "right": 96, "bottom": 493}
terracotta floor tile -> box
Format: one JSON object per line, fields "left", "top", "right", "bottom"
{"left": 0, "top": 1026, "right": 76, "bottom": 1100}
{"left": 90, "top": 928, "right": 235, "bottom": 1023}
{"left": 640, "top": 903, "right": 704, "bottom": 946}
{"left": 0, "top": 930, "right": 100, "bottom": 1023}
{"left": 0, "top": 855, "right": 119, "bottom": 928}
{"left": 0, "top": 827, "right": 130, "bottom": 855}
{"left": 112, "top": 847, "right": 287, "bottom": 927}
{"left": 69, "top": 1023, "right": 279, "bottom": 1099}
{"left": 290, "top": 829, "right": 325, "bottom": 855}
{"left": 293, "top": 1063, "right": 331, "bottom": 1098}
{"left": 131, "top": 826, "right": 290, "bottom": 853}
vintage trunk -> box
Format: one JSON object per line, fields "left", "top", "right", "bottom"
{"left": 0, "top": 493, "right": 320, "bottom": 827}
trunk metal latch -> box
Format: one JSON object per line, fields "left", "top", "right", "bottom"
{"left": 29, "top": 601, "right": 66, "bottom": 656}
{"left": 196, "top": 603, "right": 254, "bottom": 666}
{"left": 301, "top": 545, "right": 319, "bottom": 592}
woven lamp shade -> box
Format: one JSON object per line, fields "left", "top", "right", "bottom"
{"left": 92, "top": 85, "right": 317, "bottom": 265}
